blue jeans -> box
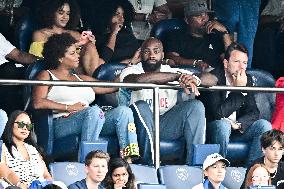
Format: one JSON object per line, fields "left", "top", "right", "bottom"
{"left": 207, "top": 119, "right": 272, "bottom": 165}
{"left": 213, "top": 0, "right": 261, "bottom": 68}
{"left": 0, "top": 109, "right": 8, "bottom": 137}
{"left": 133, "top": 99, "right": 206, "bottom": 165}
{"left": 53, "top": 105, "right": 139, "bottom": 157}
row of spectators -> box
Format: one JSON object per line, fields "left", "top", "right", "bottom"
{"left": 0, "top": 109, "right": 283, "bottom": 189}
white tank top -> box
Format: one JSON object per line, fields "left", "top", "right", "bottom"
{"left": 46, "top": 70, "right": 96, "bottom": 118}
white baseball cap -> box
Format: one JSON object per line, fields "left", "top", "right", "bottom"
{"left": 203, "top": 153, "right": 230, "bottom": 170}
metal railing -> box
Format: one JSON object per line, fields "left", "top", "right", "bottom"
{"left": 1, "top": 79, "right": 284, "bottom": 168}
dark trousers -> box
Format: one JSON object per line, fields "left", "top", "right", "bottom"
{"left": 0, "top": 62, "right": 26, "bottom": 115}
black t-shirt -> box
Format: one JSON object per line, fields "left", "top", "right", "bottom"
{"left": 241, "top": 157, "right": 284, "bottom": 189}
{"left": 96, "top": 29, "right": 140, "bottom": 63}
{"left": 164, "top": 30, "right": 225, "bottom": 68}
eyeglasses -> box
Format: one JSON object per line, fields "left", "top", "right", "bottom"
{"left": 15, "top": 121, "right": 34, "bottom": 131}
{"left": 252, "top": 175, "right": 270, "bottom": 180}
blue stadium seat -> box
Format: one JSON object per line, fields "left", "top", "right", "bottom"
{"left": 0, "top": 140, "right": 2, "bottom": 160}
{"left": 158, "top": 165, "right": 203, "bottom": 189}
{"left": 138, "top": 184, "right": 167, "bottom": 189}
{"left": 78, "top": 141, "right": 108, "bottom": 163}
{"left": 49, "top": 162, "right": 85, "bottom": 186}
{"left": 13, "top": 15, "right": 39, "bottom": 52}
{"left": 191, "top": 144, "right": 220, "bottom": 166}
{"left": 222, "top": 167, "right": 247, "bottom": 189}
{"left": 150, "top": 18, "right": 186, "bottom": 45}
{"left": 129, "top": 164, "right": 159, "bottom": 184}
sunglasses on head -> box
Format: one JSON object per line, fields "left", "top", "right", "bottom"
{"left": 14, "top": 121, "right": 34, "bottom": 131}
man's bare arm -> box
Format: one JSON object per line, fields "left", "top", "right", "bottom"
{"left": 124, "top": 72, "right": 179, "bottom": 84}
{"left": 6, "top": 48, "right": 37, "bottom": 64}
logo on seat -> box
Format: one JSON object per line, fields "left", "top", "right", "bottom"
{"left": 230, "top": 169, "right": 243, "bottom": 183}
{"left": 176, "top": 168, "right": 189, "bottom": 181}
{"left": 66, "top": 163, "right": 79, "bottom": 176}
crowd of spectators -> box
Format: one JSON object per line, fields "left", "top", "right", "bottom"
{"left": 0, "top": 0, "right": 284, "bottom": 188}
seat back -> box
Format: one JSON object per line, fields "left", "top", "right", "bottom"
{"left": 247, "top": 69, "right": 275, "bottom": 121}
{"left": 150, "top": 18, "right": 186, "bottom": 44}
{"left": 191, "top": 144, "right": 220, "bottom": 166}
{"left": 49, "top": 162, "right": 85, "bottom": 186}
{"left": 14, "top": 15, "right": 39, "bottom": 52}
{"left": 222, "top": 167, "right": 247, "bottom": 189}
{"left": 0, "top": 140, "right": 2, "bottom": 160}
{"left": 158, "top": 165, "right": 203, "bottom": 189}
{"left": 92, "top": 62, "right": 127, "bottom": 107}
{"left": 138, "top": 184, "right": 167, "bottom": 189}
{"left": 129, "top": 164, "right": 159, "bottom": 184}
{"left": 24, "top": 59, "right": 46, "bottom": 110}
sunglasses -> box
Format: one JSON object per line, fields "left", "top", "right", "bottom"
{"left": 15, "top": 121, "right": 34, "bottom": 131}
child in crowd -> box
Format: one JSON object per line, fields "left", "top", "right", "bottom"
{"left": 192, "top": 153, "right": 230, "bottom": 189}
{"left": 244, "top": 164, "right": 272, "bottom": 188}
{"left": 103, "top": 158, "right": 136, "bottom": 189}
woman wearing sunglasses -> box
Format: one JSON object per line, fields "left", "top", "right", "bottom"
{"left": 0, "top": 110, "right": 52, "bottom": 189}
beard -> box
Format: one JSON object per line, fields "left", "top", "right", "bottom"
{"left": 142, "top": 59, "right": 163, "bottom": 72}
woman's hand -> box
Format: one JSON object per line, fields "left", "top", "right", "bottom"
{"left": 111, "top": 22, "right": 123, "bottom": 35}
{"left": 78, "top": 31, "right": 96, "bottom": 46}
{"left": 67, "top": 102, "right": 86, "bottom": 112}
{"left": 129, "top": 48, "right": 141, "bottom": 65}
{"left": 114, "top": 180, "right": 126, "bottom": 189}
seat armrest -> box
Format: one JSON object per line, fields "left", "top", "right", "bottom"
{"left": 33, "top": 109, "right": 54, "bottom": 156}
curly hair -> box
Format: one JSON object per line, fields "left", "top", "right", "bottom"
{"left": 37, "top": 0, "right": 80, "bottom": 30}
{"left": 1, "top": 110, "right": 37, "bottom": 158}
{"left": 102, "top": 158, "right": 136, "bottom": 189}
{"left": 43, "top": 33, "right": 77, "bottom": 69}
{"left": 88, "top": 0, "right": 134, "bottom": 35}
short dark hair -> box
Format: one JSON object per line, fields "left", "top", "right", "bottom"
{"left": 43, "top": 33, "right": 77, "bottom": 69}
{"left": 224, "top": 42, "right": 248, "bottom": 61}
{"left": 261, "top": 129, "right": 284, "bottom": 149}
{"left": 2, "top": 110, "right": 37, "bottom": 158}
{"left": 141, "top": 37, "right": 164, "bottom": 51}
{"left": 85, "top": 150, "right": 110, "bottom": 166}
{"left": 38, "top": 0, "right": 80, "bottom": 30}
{"left": 102, "top": 158, "right": 136, "bottom": 189}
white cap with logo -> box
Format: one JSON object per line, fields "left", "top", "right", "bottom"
{"left": 203, "top": 153, "right": 230, "bottom": 170}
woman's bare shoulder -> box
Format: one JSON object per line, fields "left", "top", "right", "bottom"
{"left": 32, "top": 28, "right": 51, "bottom": 42}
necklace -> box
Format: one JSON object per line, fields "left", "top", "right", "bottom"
{"left": 264, "top": 158, "right": 278, "bottom": 178}
{"left": 270, "top": 169, "right": 277, "bottom": 179}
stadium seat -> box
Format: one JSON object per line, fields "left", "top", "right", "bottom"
{"left": 78, "top": 141, "right": 108, "bottom": 163}
{"left": 191, "top": 144, "right": 220, "bottom": 166}
{"left": 150, "top": 18, "right": 186, "bottom": 45}
{"left": 151, "top": 18, "right": 276, "bottom": 166}
{"left": 158, "top": 165, "right": 203, "bottom": 189}
{"left": 0, "top": 140, "right": 2, "bottom": 159}
{"left": 138, "top": 184, "right": 167, "bottom": 189}
{"left": 222, "top": 167, "right": 247, "bottom": 189}
{"left": 49, "top": 162, "right": 85, "bottom": 186}
{"left": 129, "top": 164, "right": 159, "bottom": 184}
{"left": 14, "top": 15, "right": 39, "bottom": 52}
